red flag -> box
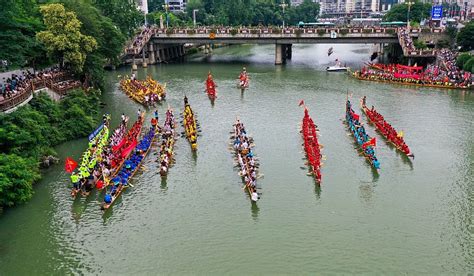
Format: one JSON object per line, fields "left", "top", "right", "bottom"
{"left": 96, "top": 179, "right": 104, "bottom": 190}
{"left": 351, "top": 111, "right": 360, "bottom": 121}
{"left": 298, "top": 100, "right": 305, "bottom": 106}
{"left": 362, "top": 137, "right": 376, "bottom": 149}
{"left": 65, "top": 157, "right": 78, "bottom": 173}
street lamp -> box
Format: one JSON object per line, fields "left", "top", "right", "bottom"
{"left": 162, "top": 3, "right": 170, "bottom": 28}
{"left": 279, "top": 0, "right": 288, "bottom": 29}
{"left": 406, "top": 1, "right": 414, "bottom": 30}
{"left": 193, "top": 9, "right": 199, "bottom": 28}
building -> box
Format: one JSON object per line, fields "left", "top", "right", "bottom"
{"left": 167, "top": 0, "right": 187, "bottom": 13}
{"left": 135, "top": 0, "right": 148, "bottom": 14}
{"left": 291, "top": 0, "right": 319, "bottom": 6}
{"left": 319, "top": 0, "right": 381, "bottom": 14}
{"left": 379, "top": 0, "right": 398, "bottom": 11}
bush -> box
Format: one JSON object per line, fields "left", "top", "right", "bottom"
{"left": 187, "top": 29, "right": 196, "bottom": 35}
{"left": 363, "top": 28, "right": 372, "bottom": 33}
{"left": 0, "top": 90, "right": 99, "bottom": 208}
{"left": 386, "top": 28, "right": 396, "bottom": 35}
{"left": 0, "top": 154, "right": 40, "bottom": 207}
{"left": 166, "top": 28, "right": 174, "bottom": 35}
{"left": 463, "top": 57, "right": 474, "bottom": 73}
{"left": 436, "top": 39, "right": 450, "bottom": 49}
{"left": 317, "top": 29, "right": 326, "bottom": 36}
{"left": 414, "top": 40, "right": 427, "bottom": 49}
{"left": 295, "top": 29, "right": 303, "bottom": 37}
{"left": 456, "top": 53, "right": 472, "bottom": 68}
{"left": 230, "top": 29, "right": 238, "bottom": 36}
{"left": 272, "top": 27, "right": 281, "bottom": 34}
{"left": 339, "top": 28, "right": 348, "bottom": 35}
{"left": 250, "top": 29, "right": 258, "bottom": 34}
{"left": 421, "top": 28, "right": 431, "bottom": 33}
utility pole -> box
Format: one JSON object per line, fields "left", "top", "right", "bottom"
{"left": 162, "top": 2, "right": 170, "bottom": 28}
{"left": 193, "top": 9, "right": 199, "bottom": 28}
{"left": 279, "top": 0, "right": 288, "bottom": 29}
{"left": 406, "top": 1, "right": 414, "bottom": 30}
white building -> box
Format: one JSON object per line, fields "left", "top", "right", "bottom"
{"left": 134, "top": 0, "right": 148, "bottom": 14}
{"left": 319, "top": 0, "right": 380, "bottom": 13}
{"left": 167, "top": 0, "right": 187, "bottom": 13}
{"left": 291, "top": 0, "right": 319, "bottom": 6}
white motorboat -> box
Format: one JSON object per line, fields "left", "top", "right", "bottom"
{"left": 326, "top": 60, "right": 348, "bottom": 72}
{"left": 326, "top": 65, "right": 348, "bottom": 72}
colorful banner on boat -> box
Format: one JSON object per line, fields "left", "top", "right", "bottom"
{"left": 88, "top": 123, "right": 104, "bottom": 141}
{"left": 121, "top": 140, "right": 138, "bottom": 158}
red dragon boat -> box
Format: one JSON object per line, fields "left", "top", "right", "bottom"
{"left": 301, "top": 107, "right": 322, "bottom": 183}
{"left": 360, "top": 97, "right": 414, "bottom": 158}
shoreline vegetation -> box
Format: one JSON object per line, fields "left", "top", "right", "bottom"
{"left": 0, "top": 0, "right": 141, "bottom": 212}
{"left": 0, "top": 90, "right": 100, "bottom": 212}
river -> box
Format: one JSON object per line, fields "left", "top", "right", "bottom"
{"left": 0, "top": 44, "right": 472, "bottom": 274}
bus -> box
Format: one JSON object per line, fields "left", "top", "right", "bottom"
{"left": 379, "top": 21, "right": 407, "bottom": 27}
{"left": 298, "top": 21, "right": 336, "bottom": 28}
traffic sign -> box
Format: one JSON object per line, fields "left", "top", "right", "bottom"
{"left": 431, "top": 5, "right": 443, "bottom": 20}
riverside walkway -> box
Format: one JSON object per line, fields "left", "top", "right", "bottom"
{"left": 0, "top": 70, "right": 81, "bottom": 113}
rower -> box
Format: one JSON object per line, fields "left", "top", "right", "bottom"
{"left": 362, "top": 96, "right": 366, "bottom": 106}
{"left": 71, "top": 172, "right": 80, "bottom": 191}
{"left": 251, "top": 189, "right": 259, "bottom": 201}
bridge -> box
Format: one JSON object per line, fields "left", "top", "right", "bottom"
{"left": 124, "top": 26, "right": 446, "bottom": 65}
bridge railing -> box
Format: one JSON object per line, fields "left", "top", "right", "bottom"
{"left": 0, "top": 83, "right": 33, "bottom": 112}
{"left": 153, "top": 27, "right": 444, "bottom": 36}
{"left": 155, "top": 27, "right": 404, "bottom": 36}
{"left": 1, "top": 72, "right": 80, "bottom": 112}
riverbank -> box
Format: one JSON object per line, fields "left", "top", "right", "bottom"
{"left": 0, "top": 90, "right": 100, "bottom": 210}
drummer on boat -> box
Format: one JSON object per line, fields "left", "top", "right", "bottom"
{"left": 239, "top": 67, "right": 248, "bottom": 88}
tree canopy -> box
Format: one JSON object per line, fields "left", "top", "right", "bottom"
{"left": 0, "top": 90, "right": 100, "bottom": 208}
{"left": 457, "top": 21, "right": 474, "bottom": 51}
{"left": 0, "top": 0, "right": 47, "bottom": 68}
{"left": 162, "top": 0, "right": 321, "bottom": 27}
{"left": 383, "top": 1, "right": 431, "bottom": 23}
{"left": 36, "top": 3, "right": 97, "bottom": 73}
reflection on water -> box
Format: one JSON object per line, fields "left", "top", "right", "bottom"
{"left": 250, "top": 202, "right": 259, "bottom": 221}
{"left": 314, "top": 183, "right": 322, "bottom": 200}
{"left": 0, "top": 44, "right": 472, "bottom": 275}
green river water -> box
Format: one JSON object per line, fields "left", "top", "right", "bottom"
{"left": 0, "top": 44, "right": 472, "bottom": 275}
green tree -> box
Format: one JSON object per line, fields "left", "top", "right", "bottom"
{"left": 289, "top": 0, "right": 320, "bottom": 24}
{"left": 463, "top": 57, "right": 474, "bottom": 73}
{"left": 456, "top": 53, "right": 471, "bottom": 68}
{"left": 186, "top": 0, "right": 206, "bottom": 25}
{"left": 456, "top": 21, "right": 474, "bottom": 51}
{"left": 36, "top": 3, "right": 97, "bottom": 73}
{"left": 0, "top": 0, "right": 48, "bottom": 69}
{"left": 383, "top": 1, "right": 431, "bottom": 23}
{"left": 0, "top": 154, "right": 40, "bottom": 207}
{"left": 94, "top": 0, "right": 143, "bottom": 37}
{"left": 61, "top": 0, "right": 126, "bottom": 87}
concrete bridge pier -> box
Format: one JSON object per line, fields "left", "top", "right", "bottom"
{"left": 284, "top": 44, "right": 292, "bottom": 60}
{"left": 275, "top": 44, "right": 283, "bottom": 65}
{"left": 148, "top": 44, "right": 156, "bottom": 64}
{"left": 132, "top": 57, "right": 138, "bottom": 71}
{"left": 142, "top": 48, "right": 148, "bottom": 68}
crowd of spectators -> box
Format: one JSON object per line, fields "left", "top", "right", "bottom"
{"left": 127, "top": 27, "right": 154, "bottom": 55}
{"left": 357, "top": 53, "right": 472, "bottom": 89}
{"left": 1, "top": 67, "right": 79, "bottom": 102}
{"left": 0, "top": 72, "right": 32, "bottom": 101}
{"left": 398, "top": 28, "right": 415, "bottom": 52}
{"left": 51, "top": 80, "right": 82, "bottom": 94}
